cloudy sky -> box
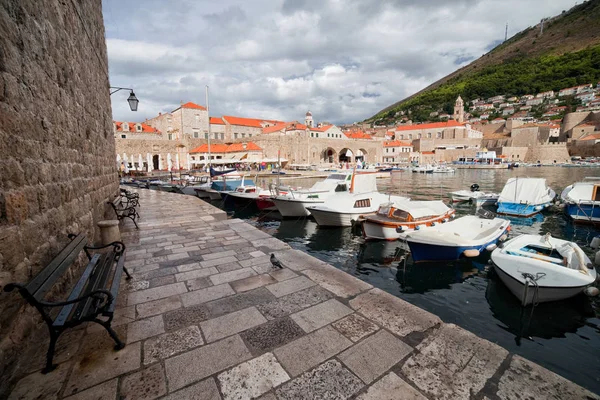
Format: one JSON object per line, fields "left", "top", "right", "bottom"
{"left": 103, "top": 0, "right": 577, "bottom": 125}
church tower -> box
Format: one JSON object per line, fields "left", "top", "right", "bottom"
{"left": 453, "top": 96, "right": 465, "bottom": 123}
{"left": 305, "top": 111, "right": 314, "bottom": 128}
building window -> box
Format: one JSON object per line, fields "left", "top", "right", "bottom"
{"left": 136, "top": 124, "right": 142, "bottom": 132}
{"left": 427, "top": 132, "right": 432, "bottom": 138}
{"left": 316, "top": 133, "right": 319, "bottom": 138}
{"left": 408, "top": 134, "right": 412, "bottom": 139}
{"left": 386, "top": 148, "right": 389, "bottom": 153}
{"left": 234, "top": 133, "right": 239, "bottom": 139}
{"left": 249, "top": 134, "right": 252, "bottom": 137}
{"left": 204, "top": 132, "right": 208, "bottom": 139}
{"left": 311, "top": 132, "right": 314, "bottom": 137}
{"left": 392, "top": 148, "right": 395, "bottom": 153}
{"left": 214, "top": 133, "right": 218, "bottom": 140}
{"left": 121, "top": 134, "right": 126, "bottom": 139}
{"left": 220, "top": 133, "right": 224, "bottom": 140}
{"left": 168, "top": 133, "right": 173, "bottom": 140}
{"left": 193, "top": 130, "right": 199, "bottom": 138}
{"left": 242, "top": 133, "right": 246, "bottom": 138}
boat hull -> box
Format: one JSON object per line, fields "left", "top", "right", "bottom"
{"left": 497, "top": 202, "right": 551, "bottom": 217}
{"left": 454, "top": 164, "right": 509, "bottom": 169}
{"left": 272, "top": 198, "right": 321, "bottom": 217}
{"left": 407, "top": 227, "right": 509, "bottom": 262}
{"left": 494, "top": 264, "right": 590, "bottom": 305}
{"left": 256, "top": 197, "right": 276, "bottom": 211}
{"left": 307, "top": 208, "right": 365, "bottom": 227}
{"left": 565, "top": 203, "right": 600, "bottom": 224}
{"left": 362, "top": 213, "right": 454, "bottom": 241}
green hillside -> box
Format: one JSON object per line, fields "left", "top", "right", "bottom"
{"left": 368, "top": 0, "right": 600, "bottom": 124}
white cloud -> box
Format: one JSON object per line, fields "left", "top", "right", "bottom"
{"left": 103, "top": 0, "right": 576, "bottom": 124}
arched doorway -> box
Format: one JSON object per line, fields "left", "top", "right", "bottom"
{"left": 339, "top": 148, "right": 353, "bottom": 163}
{"left": 322, "top": 147, "right": 336, "bottom": 163}
{"left": 356, "top": 149, "right": 367, "bottom": 162}
{"left": 152, "top": 155, "right": 159, "bottom": 170}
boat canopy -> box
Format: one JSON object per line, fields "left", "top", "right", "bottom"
{"left": 557, "top": 242, "right": 591, "bottom": 272}
{"left": 498, "top": 178, "right": 554, "bottom": 205}
{"left": 562, "top": 181, "right": 600, "bottom": 203}
{"left": 388, "top": 200, "right": 450, "bottom": 219}
{"left": 350, "top": 174, "right": 378, "bottom": 194}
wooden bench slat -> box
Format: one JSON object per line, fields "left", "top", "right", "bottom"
{"left": 72, "top": 253, "right": 111, "bottom": 321}
{"left": 106, "top": 254, "right": 125, "bottom": 315}
{"left": 53, "top": 254, "right": 101, "bottom": 327}
{"left": 27, "top": 234, "right": 88, "bottom": 301}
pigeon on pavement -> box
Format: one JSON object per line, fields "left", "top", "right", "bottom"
{"left": 270, "top": 253, "right": 283, "bottom": 269}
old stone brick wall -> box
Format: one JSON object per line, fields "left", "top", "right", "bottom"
{"left": 525, "top": 143, "right": 571, "bottom": 163}
{"left": 0, "top": 0, "right": 117, "bottom": 392}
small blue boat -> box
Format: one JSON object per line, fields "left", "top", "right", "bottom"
{"left": 497, "top": 177, "right": 555, "bottom": 217}
{"left": 405, "top": 215, "right": 510, "bottom": 262}
{"left": 561, "top": 178, "right": 600, "bottom": 225}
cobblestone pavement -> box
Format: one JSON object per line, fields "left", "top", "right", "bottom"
{"left": 7, "top": 188, "right": 598, "bottom": 400}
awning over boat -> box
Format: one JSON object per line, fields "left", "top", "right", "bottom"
{"left": 390, "top": 200, "right": 450, "bottom": 219}
{"left": 498, "top": 177, "right": 555, "bottom": 205}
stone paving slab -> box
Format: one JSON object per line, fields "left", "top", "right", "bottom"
{"left": 402, "top": 323, "right": 508, "bottom": 400}
{"left": 119, "top": 363, "right": 167, "bottom": 400}
{"left": 266, "top": 275, "right": 316, "bottom": 297}
{"left": 332, "top": 313, "right": 380, "bottom": 342}
{"left": 143, "top": 325, "right": 204, "bottom": 365}
{"left": 127, "top": 282, "right": 188, "bottom": 306}
{"left": 275, "top": 359, "right": 364, "bottom": 400}
{"left": 180, "top": 283, "right": 235, "bottom": 307}
{"left": 274, "top": 325, "right": 353, "bottom": 377}
{"left": 338, "top": 329, "right": 413, "bottom": 384}
{"left": 290, "top": 298, "right": 353, "bottom": 333}
{"left": 163, "top": 378, "right": 222, "bottom": 400}
{"left": 200, "top": 306, "right": 267, "bottom": 343}
{"left": 350, "top": 288, "right": 441, "bottom": 337}
{"left": 165, "top": 334, "right": 252, "bottom": 392}
{"left": 240, "top": 317, "right": 306, "bottom": 356}
{"left": 356, "top": 372, "right": 427, "bottom": 400}
{"left": 62, "top": 379, "right": 118, "bottom": 400}
{"left": 497, "top": 355, "right": 598, "bottom": 400}
{"left": 218, "top": 352, "right": 290, "bottom": 399}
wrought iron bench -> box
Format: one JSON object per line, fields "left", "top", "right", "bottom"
{"left": 3, "top": 233, "right": 132, "bottom": 373}
{"left": 120, "top": 188, "right": 140, "bottom": 208}
{"left": 108, "top": 195, "right": 139, "bottom": 228}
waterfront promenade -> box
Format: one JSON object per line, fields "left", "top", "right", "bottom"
{"left": 7, "top": 188, "right": 597, "bottom": 400}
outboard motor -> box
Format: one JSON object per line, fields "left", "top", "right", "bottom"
{"left": 470, "top": 183, "right": 480, "bottom": 192}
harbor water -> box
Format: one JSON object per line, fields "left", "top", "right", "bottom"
{"left": 210, "top": 166, "right": 600, "bottom": 394}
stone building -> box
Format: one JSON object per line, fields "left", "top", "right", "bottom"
{"left": 453, "top": 96, "right": 465, "bottom": 123}
{"left": 0, "top": 0, "right": 118, "bottom": 394}
{"left": 116, "top": 108, "right": 383, "bottom": 169}
{"left": 382, "top": 140, "right": 413, "bottom": 164}
{"left": 189, "top": 142, "right": 264, "bottom": 166}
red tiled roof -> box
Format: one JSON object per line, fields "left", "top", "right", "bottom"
{"left": 383, "top": 140, "right": 412, "bottom": 148}
{"left": 189, "top": 142, "right": 263, "bottom": 153}
{"left": 262, "top": 123, "right": 287, "bottom": 134}
{"left": 114, "top": 121, "right": 160, "bottom": 134}
{"left": 422, "top": 151, "right": 435, "bottom": 155}
{"left": 223, "top": 116, "right": 283, "bottom": 128}
{"left": 394, "top": 120, "right": 462, "bottom": 132}
{"left": 181, "top": 102, "right": 206, "bottom": 110}
{"left": 580, "top": 133, "right": 600, "bottom": 141}
{"left": 344, "top": 131, "right": 373, "bottom": 140}
{"left": 210, "top": 117, "right": 225, "bottom": 125}
{"left": 311, "top": 125, "right": 333, "bottom": 132}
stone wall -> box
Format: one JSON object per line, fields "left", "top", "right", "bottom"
{"left": 568, "top": 141, "right": 600, "bottom": 157}
{"left": 0, "top": 0, "right": 117, "bottom": 392}
{"left": 525, "top": 143, "right": 571, "bottom": 163}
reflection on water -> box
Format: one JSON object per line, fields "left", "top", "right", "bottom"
{"left": 213, "top": 167, "right": 600, "bottom": 394}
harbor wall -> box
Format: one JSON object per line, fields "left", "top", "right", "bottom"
{"left": 0, "top": 0, "right": 117, "bottom": 390}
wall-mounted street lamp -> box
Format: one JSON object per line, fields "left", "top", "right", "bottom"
{"left": 109, "top": 86, "right": 139, "bottom": 111}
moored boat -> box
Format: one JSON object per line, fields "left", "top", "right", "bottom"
{"left": 405, "top": 214, "right": 510, "bottom": 262}
{"left": 561, "top": 177, "right": 600, "bottom": 224}
{"left": 451, "top": 184, "right": 482, "bottom": 203}
{"left": 470, "top": 192, "right": 500, "bottom": 207}
{"left": 306, "top": 179, "right": 410, "bottom": 227}
{"left": 362, "top": 200, "right": 455, "bottom": 240}
{"left": 412, "top": 164, "right": 434, "bottom": 173}
{"left": 497, "top": 177, "right": 555, "bottom": 217}
{"left": 271, "top": 172, "right": 354, "bottom": 217}
{"left": 491, "top": 233, "right": 597, "bottom": 305}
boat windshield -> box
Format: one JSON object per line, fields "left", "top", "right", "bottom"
{"left": 391, "top": 208, "right": 410, "bottom": 221}
{"left": 326, "top": 174, "right": 349, "bottom": 180}
{"left": 335, "top": 184, "right": 348, "bottom": 192}
{"left": 378, "top": 205, "right": 391, "bottom": 216}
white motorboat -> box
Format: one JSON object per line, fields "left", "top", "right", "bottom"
{"left": 306, "top": 175, "right": 409, "bottom": 227}
{"left": 451, "top": 184, "right": 486, "bottom": 203}
{"left": 470, "top": 192, "right": 500, "bottom": 207}
{"left": 497, "top": 177, "right": 556, "bottom": 217}
{"left": 491, "top": 234, "right": 597, "bottom": 305}
{"left": 561, "top": 177, "right": 600, "bottom": 224}
{"left": 362, "top": 200, "right": 455, "bottom": 240}
{"left": 406, "top": 215, "right": 510, "bottom": 262}
{"left": 432, "top": 165, "right": 455, "bottom": 173}
{"left": 412, "top": 164, "right": 433, "bottom": 173}
{"left": 271, "top": 172, "right": 355, "bottom": 217}
{"left": 180, "top": 176, "right": 211, "bottom": 197}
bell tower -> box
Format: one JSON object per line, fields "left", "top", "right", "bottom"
{"left": 453, "top": 96, "right": 465, "bottom": 123}
{"left": 305, "top": 111, "right": 314, "bottom": 128}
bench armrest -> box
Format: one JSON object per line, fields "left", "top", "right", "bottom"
{"left": 38, "top": 289, "right": 114, "bottom": 309}
{"left": 85, "top": 241, "right": 126, "bottom": 256}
